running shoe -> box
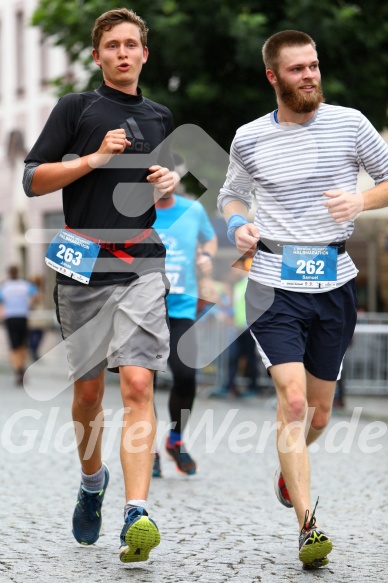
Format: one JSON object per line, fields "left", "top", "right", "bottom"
{"left": 274, "top": 467, "right": 293, "bottom": 508}
{"left": 299, "top": 497, "right": 332, "bottom": 568}
{"left": 119, "top": 507, "right": 160, "bottom": 563}
{"left": 165, "top": 438, "right": 197, "bottom": 475}
{"left": 72, "top": 463, "right": 109, "bottom": 545}
{"left": 208, "top": 386, "right": 230, "bottom": 398}
{"left": 152, "top": 452, "right": 163, "bottom": 478}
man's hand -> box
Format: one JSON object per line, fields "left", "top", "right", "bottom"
{"left": 196, "top": 252, "right": 213, "bottom": 276}
{"left": 147, "top": 165, "right": 177, "bottom": 195}
{"left": 30, "top": 128, "right": 133, "bottom": 195}
{"left": 235, "top": 223, "right": 260, "bottom": 256}
{"left": 89, "top": 129, "right": 131, "bottom": 168}
{"left": 323, "top": 189, "right": 364, "bottom": 223}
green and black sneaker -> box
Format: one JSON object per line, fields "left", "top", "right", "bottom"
{"left": 119, "top": 507, "right": 160, "bottom": 563}
{"left": 299, "top": 497, "right": 332, "bottom": 568}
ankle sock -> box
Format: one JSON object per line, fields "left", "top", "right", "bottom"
{"left": 124, "top": 499, "right": 148, "bottom": 520}
{"left": 81, "top": 465, "right": 105, "bottom": 493}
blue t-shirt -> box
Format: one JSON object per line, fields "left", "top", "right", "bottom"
{"left": 154, "top": 196, "right": 215, "bottom": 320}
{"left": 0, "top": 279, "right": 37, "bottom": 318}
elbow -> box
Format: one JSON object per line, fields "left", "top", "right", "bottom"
{"left": 23, "top": 163, "right": 40, "bottom": 197}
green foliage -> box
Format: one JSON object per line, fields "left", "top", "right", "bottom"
{"left": 276, "top": 0, "right": 388, "bottom": 132}
{"left": 32, "top": 0, "right": 388, "bottom": 201}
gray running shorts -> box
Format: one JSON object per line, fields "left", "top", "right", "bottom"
{"left": 55, "top": 272, "right": 170, "bottom": 381}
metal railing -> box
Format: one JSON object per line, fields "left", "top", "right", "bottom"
{"left": 196, "top": 312, "right": 388, "bottom": 396}
{"left": 344, "top": 313, "right": 388, "bottom": 394}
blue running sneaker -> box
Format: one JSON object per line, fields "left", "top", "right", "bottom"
{"left": 119, "top": 507, "right": 160, "bottom": 563}
{"left": 166, "top": 438, "right": 197, "bottom": 475}
{"left": 72, "top": 463, "right": 109, "bottom": 545}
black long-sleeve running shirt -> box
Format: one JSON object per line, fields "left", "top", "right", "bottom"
{"left": 24, "top": 83, "right": 174, "bottom": 285}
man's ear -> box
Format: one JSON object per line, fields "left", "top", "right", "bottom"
{"left": 142, "top": 46, "right": 149, "bottom": 65}
{"left": 266, "top": 69, "right": 277, "bottom": 86}
{"left": 92, "top": 48, "right": 101, "bottom": 68}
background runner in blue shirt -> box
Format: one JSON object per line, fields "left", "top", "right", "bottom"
{"left": 153, "top": 188, "right": 217, "bottom": 476}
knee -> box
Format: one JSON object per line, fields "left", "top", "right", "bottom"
{"left": 287, "top": 397, "right": 307, "bottom": 422}
{"left": 73, "top": 380, "right": 104, "bottom": 411}
{"left": 278, "top": 385, "right": 307, "bottom": 422}
{"left": 310, "top": 406, "right": 331, "bottom": 432}
{"left": 121, "top": 373, "right": 153, "bottom": 406}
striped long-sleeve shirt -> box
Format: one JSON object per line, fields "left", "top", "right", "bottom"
{"left": 218, "top": 103, "right": 388, "bottom": 292}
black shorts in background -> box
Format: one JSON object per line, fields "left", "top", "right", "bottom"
{"left": 5, "top": 317, "right": 28, "bottom": 349}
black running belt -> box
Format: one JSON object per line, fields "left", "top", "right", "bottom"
{"left": 258, "top": 239, "right": 346, "bottom": 255}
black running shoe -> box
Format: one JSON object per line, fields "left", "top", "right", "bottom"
{"left": 166, "top": 438, "right": 197, "bottom": 475}
{"left": 72, "top": 463, "right": 109, "bottom": 545}
{"left": 299, "top": 497, "right": 332, "bottom": 568}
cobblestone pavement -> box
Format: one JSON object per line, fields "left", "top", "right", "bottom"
{"left": 0, "top": 365, "right": 387, "bottom": 583}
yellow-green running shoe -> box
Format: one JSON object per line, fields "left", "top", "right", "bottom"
{"left": 119, "top": 507, "right": 160, "bottom": 563}
{"left": 299, "top": 497, "right": 332, "bottom": 568}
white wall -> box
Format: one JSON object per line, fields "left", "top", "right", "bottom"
{"left": 0, "top": 0, "right": 81, "bottom": 279}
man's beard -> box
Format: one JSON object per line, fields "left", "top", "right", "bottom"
{"left": 276, "top": 74, "right": 325, "bottom": 114}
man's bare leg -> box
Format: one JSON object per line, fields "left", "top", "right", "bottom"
{"left": 305, "top": 370, "right": 336, "bottom": 446}
{"left": 72, "top": 371, "right": 105, "bottom": 474}
{"left": 119, "top": 365, "right": 156, "bottom": 500}
{"left": 118, "top": 365, "right": 160, "bottom": 563}
{"left": 271, "top": 362, "right": 312, "bottom": 528}
{"left": 71, "top": 371, "right": 108, "bottom": 546}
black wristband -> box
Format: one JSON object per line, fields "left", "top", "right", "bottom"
{"left": 201, "top": 251, "right": 213, "bottom": 260}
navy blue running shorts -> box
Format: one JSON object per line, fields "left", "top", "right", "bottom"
{"left": 245, "top": 279, "right": 357, "bottom": 381}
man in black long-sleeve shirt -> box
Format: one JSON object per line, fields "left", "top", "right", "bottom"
{"left": 23, "top": 8, "right": 177, "bottom": 563}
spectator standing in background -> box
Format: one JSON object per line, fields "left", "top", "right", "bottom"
{"left": 28, "top": 275, "right": 48, "bottom": 362}
{"left": 0, "top": 265, "right": 38, "bottom": 385}
{"left": 210, "top": 257, "right": 260, "bottom": 398}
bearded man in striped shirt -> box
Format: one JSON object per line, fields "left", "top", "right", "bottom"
{"left": 218, "top": 29, "right": 388, "bottom": 570}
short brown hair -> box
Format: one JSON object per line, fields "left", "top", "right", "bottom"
{"left": 262, "top": 30, "right": 316, "bottom": 73}
{"left": 92, "top": 8, "right": 148, "bottom": 50}
{"left": 8, "top": 265, "right": 19, "bottom": 279}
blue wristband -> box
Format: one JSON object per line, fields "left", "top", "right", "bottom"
{"left": 227, "top": 214, "right": 249, "bottom": 244}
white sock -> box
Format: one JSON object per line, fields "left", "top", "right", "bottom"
{"left": 81, "top": 465, "right": 105, "bottom": 493}
{"left": 124, "top": 499, "right": 148, "bottom": 519}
